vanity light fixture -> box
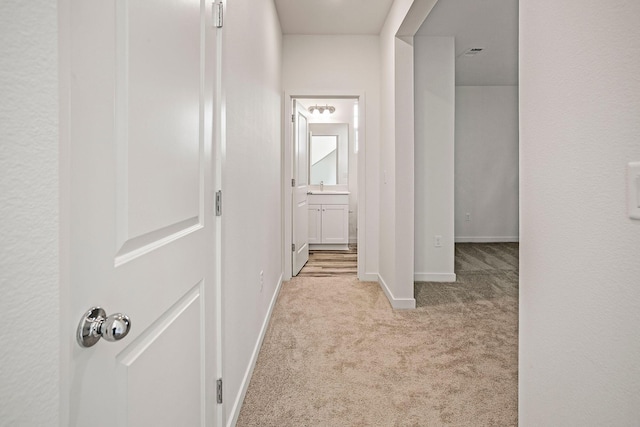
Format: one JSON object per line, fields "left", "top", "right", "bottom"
{"left": 308, "top": 104, "right": 336, "bottom": 115}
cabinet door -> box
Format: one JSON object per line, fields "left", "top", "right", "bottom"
{"left": 308, "top": 204, "right": 322, "bottom": 244}
{"left": 321, "top": 205, "right": 349, "bottom": 244}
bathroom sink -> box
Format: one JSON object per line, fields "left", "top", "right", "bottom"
{"left": 307, "top": 190, "right": 350, "bottom": 195}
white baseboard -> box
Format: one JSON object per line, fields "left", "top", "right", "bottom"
{"left": 309, "top": 243, "right": 350, "bottom": 251}
{"left": 359, "top": 272, "right": 379, "bottom": 282}
{"left": 455, "top": 236, "right": 519, "bottom": 243}
{"left": 377, "top": 274, "right": 416, "bottom": 309}
{"left": 227, "top": 273, "right": 283, "bottom": 427}
{"left": 414, "top": 273, "right": 456, "bottom": 282}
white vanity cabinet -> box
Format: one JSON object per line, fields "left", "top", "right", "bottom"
{"left": 308, "top": 193, "right": 349, "bottom": 250}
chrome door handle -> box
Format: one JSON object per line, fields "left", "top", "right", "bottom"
{"left": 77, "top": 307, "right": 132, "bottom": 348}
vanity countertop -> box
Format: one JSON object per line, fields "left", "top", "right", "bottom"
{"left": 307, "top": 191, "right": 350, "bottom": 195}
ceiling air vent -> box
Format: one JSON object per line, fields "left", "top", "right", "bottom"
{"left": 462, "top": 47, "right": 484, "bottom": 57}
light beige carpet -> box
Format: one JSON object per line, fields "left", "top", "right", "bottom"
{"left": 237, "top": 243, "right": 518, "bottom": 426}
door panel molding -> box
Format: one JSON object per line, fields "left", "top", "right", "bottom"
{"left": 115, "top": 0, "right": 206, "bottom": 261}
{"left": 116, "top": 282, "right": 204, "bottom": 426}
{"left": 115, "top": 218, "right": 202, "bottom": 267}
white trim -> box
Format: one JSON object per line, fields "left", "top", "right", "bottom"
{"left": 377, "top": 274, "right": 416, "bottom": 310}
{"left": 355, "top": 94, "right": 366, "bottom": 283}
{"left": 360, "top": 273, "right": 379, "bottom": 282}
{"left": 59, "top": 0, "right": 72, "bottom": 421}
{"left": 454, "top": 236, "right": 519, "bottom": 243}
{"left": 282, "top": 92, "right": 293, "bottom": 281}
{"left": 309, "top": 244, "right": 349, "bottom": 251}
{"left": 414, "top": 273, "right": 457, "bottom": 282}
{"left": 226, "top": 274, "right": 283, "bottom": 427}
{"left": 214, "top": 19, "right": 225, "bottom": 427}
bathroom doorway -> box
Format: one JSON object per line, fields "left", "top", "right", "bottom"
{"left": 283, "top": 95, "right": 365, "bottom": 280}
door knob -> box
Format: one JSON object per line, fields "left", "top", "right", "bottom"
{"left": 77, "top": 307, "right": 132, "bottom": 348}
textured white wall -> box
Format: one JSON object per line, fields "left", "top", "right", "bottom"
{"left": 520, "top": 0, "right": 640, "bottom": 424}
{"left": 393, "top": 36, "right": 416, "bottom": 299}
{"left": 455, "top": 86, "right": 519, "bottom": 242}
{"left": 379, "top": 0, "right": 418, "bottom": 308}
{"left": 379, "top": 19, "right": 398, "bottom": 298}
{"left": 221, "top": 0, "right": 282, "bottom": 424}
{"left": 413, "top": 36, "right": 456, "bottom": 282}
{"left": 0, "top": 0, "right": 60, "bottom": 424}
{"left": 283, "top": 35, "right": 380, "bottom": 277}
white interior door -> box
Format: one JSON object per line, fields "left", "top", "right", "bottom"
{"left": 292, "top": 100, "right": 310, "bottom": 275}
{"left": 65, "top": 0, "right": 218, "bottom": 425}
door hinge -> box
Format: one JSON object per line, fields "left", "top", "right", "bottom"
{"left": 215, "top": 190, "right": 222, "bottom": 216}
{"left": 213, "top": 2, "right": 223, "bottom": 28}
{"left": 292, "top": 243, "right": 296, "bottom": 252}
{"left": 291, "top": 114, "right": 295, "bottom": 123}
{"left": 291, "top": 178, "right": 295, "bottom": 187}
{"left": 216, "top": 378, "right": 223, "bottom": 404}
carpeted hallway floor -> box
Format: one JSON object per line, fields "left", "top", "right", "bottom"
{"left": 237, "top": 243, "right": 518, "bottom": 426}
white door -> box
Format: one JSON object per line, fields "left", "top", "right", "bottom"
{"left": 65, "top": 0, "right": 218, "bottom": 425}
{"left": 292, "top": 100, "right": 310, "bottom": 275}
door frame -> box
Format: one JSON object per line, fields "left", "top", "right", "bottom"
{"left": 282, "top": 91, "right": 367, "bottom": 281}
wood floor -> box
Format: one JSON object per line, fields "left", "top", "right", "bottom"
{"left": 297, "top": 245, "right": 357, "bottom": 277}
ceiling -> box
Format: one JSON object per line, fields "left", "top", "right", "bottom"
{"left": 274, "top": 0, "right": 395, "bottom": 35}
{"left": 274, "top": 0, "right": 518, "bottom": 86}
{"left": 416, "top": 0, "right": 519, "bottom": 86}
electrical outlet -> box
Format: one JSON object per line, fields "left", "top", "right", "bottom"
{"left": 628, "top": 162, "right": 640, "bottom": 219}
{"left": 259, "top": 270, "right": 264, "bottom": 292}
{"left": 465, "top": 212, "right": 471, "bottom": 222}
{"left": 434, "top": 235, "right": 442, "bottom": 247}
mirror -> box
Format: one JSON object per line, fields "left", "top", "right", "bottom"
{"left": 309, "top": 123, "right": 349, "bottom": 187}
{"left": 310, "top": 135, "right": 338, "bottom": 185}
